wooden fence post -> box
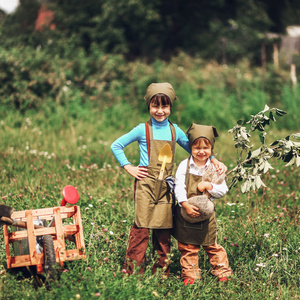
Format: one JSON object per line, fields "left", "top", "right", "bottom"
{"left": 291, "top": 64, "right": 297, "bottom": 87}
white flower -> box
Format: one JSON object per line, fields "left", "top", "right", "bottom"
{"left": 272, "top": 253, "right": 278, "bottom": 257}
{"left": 256, "top": 263, "right": 266, "bottom": 267}
{"left": 263, "top": 233, "right": 270, "bottom": 238}
{"left": 109, "top": 231, "right": 113, "bottom": 235}
{"left": 89, "top": 204, "right": 93, "bottom": 207}
{"left": 282, "top": 247, "right": 287, "bottom": 251}
{"left": 227, "top": 202, "right": 236, "bottom": 206}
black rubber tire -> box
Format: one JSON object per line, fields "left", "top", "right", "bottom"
{"left": 43, "top": 235, "right": 56, "bottom": 282}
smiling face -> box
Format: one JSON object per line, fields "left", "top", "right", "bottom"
{"left": 191, "top": 138, "right": 212, "bottom": 167}
{"left": 149, "top": 94, "right": 171, "bottom": 122}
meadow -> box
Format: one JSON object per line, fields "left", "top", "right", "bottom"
{"left": 0, "top": 47, "right": 300, "bottom": 299}
{"left": 0, "top": 99, "right": 299, "bottom": 300}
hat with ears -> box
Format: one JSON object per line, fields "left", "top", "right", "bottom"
{"left": 186, "top": 124, "right": 219, "bottom": 149}
{"left": 144, "top": 82, "right": 177, "bottom": 107}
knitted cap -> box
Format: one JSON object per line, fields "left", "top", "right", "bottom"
{"left": 186, "top": 124, "right": 219, "bottom": 149}
{"left": 144, "top": 82, "right": 177, "bottom": 107}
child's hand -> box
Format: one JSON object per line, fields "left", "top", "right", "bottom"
{"left": 123, "top": 165, "right": 148, "bottom": 180}
{"left": 211, "top": 158, "right": 227, "bottom": 174}
{"left": 182, "top": 201, "right": 201, "bottom": 218}
{"left": 197, "top": 181, "right": 213, "bottom": 193}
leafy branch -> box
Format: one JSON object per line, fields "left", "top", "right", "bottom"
{"left": 226, "top": 105, "right": 300, "bottom": 193}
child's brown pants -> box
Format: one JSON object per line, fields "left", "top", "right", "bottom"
{"left": 178, "top": 241, "right": 232, "bottom": 280}
{"left": 123, "top": 222, "right": 171, "bottom": 276}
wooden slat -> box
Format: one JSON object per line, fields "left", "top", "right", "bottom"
{"left": 3, "top": 225, "right": 12, "bottom": 269}
{"left": 9, "top": 253, "right": 44, "bottom": 268}
{"left": 63, "top": 225, "right": 78, "bottom": 236}
{"left": 11, "top": 206, "right": 76, "bottom": 220}
{"left": 65, "top": 249, "right": 86, "bottom": 261}
{"left": 8, "top": 227, "right": 56, "bottom": 241}
{"left": 73, "top": 206, "right": 85, "bottom": 252}
{"left": 53, "top": 207, "right": 66, "bottom": 262}
{"left": 25, "top": 211, "right": 37, "bottom": 264}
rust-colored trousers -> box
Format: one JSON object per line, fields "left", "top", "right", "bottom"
{"left": 123, "top": 222, "right": 171, "bottom": 276}
{"left": 178, "top": 241, "right": 232, "bottom": 280}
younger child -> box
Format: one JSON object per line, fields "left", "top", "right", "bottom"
{"left": 173, "top": 123, "right": 232, "bottom": 284}
{"left": 111, "top": 84, "right": 226, "bottom": 277}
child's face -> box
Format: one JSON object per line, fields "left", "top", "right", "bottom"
{"left": 149, "top": 101, "right": 171, "bottom": 122}
{"left": 191, "top": 139, "right": 212, "bottom": 166}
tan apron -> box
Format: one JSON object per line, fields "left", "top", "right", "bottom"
{"left": 173, "top": 156, "right": 217, "bottom": 245}
{"left": 134, "top": 120, "right": 176, "bottom": 229}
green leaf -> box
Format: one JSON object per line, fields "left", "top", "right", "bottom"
{"left": 237, "top": 119, "right": 244, "bottom": 125}
{"left": 262, "top": 104, "right": 270, "bottom": 112}
{"left": 240, "top": 130, "right": 250, "bottom": 141}
{"left": 241, "top": 180, "right": 250, "bottom": 193}
{"left": 267, "top": 148, "right": 274, "bottom": 155}
{"left": 251, "top": 148, "right": 261, "bottom": 158}
{"left": 285, "top": 155, "right": 296, "bottom": 167}
{"left": 275, "top": 109, "right": 287, "bottom": 116}
{"left": 259, "top": 132, "right": 266, "bottom": 144}
{"left": 246, "top": 151, "right": 252, "bottom": 160}
{"left": 258, "top": 161, "right": 265, "bottom": 171}
{"left": 283, "top": 152, "right": 293, "bottom": 162}
{"left": 270, "top": 140, "right": 279, "bottom": 146}
{"left": 263, "top": 161, "right": 274, "bottom": 173}
{"left": 291, "top": 133, "right": 300, "bottom": 140}
{"left": 269, "top": 111, "right": 276, "bottom": 122}
{"left": 255, "top": 176, "right": 267, "bottom": 189}
{"left": 257, "top": 123, "right": 265, "bottom": 131}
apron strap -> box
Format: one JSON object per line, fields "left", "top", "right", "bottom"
{"left": 145, "top": 121, "right": 151, "bottom": 161}
{"left": 185, "top": 156, "right": 191, "bottom": 187}
{"left": 168, "top": 120, "right": 176, "bottom": 142}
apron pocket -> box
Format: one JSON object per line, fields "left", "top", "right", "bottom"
{"left": 152, "top": 179, "right": 170, "bottom": 204}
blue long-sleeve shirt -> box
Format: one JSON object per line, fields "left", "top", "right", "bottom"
{"left": 111, "top": 117, "right": 191, "bottom": 167}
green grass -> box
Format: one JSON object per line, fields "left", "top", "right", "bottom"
{"left": 0, "top": 110, "right": 299, "bottom": 300}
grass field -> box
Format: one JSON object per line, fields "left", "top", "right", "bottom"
{"left": 0, "top": 110, "right": 299, "bottom": 300}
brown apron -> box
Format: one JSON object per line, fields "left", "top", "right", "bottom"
{"left": 134, "top": 120, "right": 176, "bottom": 229}
{"left": 173, "top": 156, "right": 217, "bottom": 245}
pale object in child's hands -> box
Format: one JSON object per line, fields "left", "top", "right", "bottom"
{"left": 180, "top": 164, "right": 225, "bottom": 223}
{"left": 202, "top": 163, "right": 226, "bottom": 184}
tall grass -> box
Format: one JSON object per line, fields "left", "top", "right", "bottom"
{"left": 0, "top": 106, "right": 299, "bottom": 299}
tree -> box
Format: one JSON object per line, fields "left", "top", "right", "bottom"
{"left": 227, "top": 105, "right": 300, "bottom": 193}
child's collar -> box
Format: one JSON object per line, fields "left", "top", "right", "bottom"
{"left": 151, "top": 117, "right": 169, "bottom": 126}
{"left": 190, "top": 155, "right": 211, "bottom": 169}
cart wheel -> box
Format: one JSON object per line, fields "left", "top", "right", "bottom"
{"left": 43, "top": 235, "right": 56, "bottom": 282}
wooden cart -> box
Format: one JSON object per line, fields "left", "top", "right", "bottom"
{"left": 3, "top": 205, "right": 86, "bottom": 278}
